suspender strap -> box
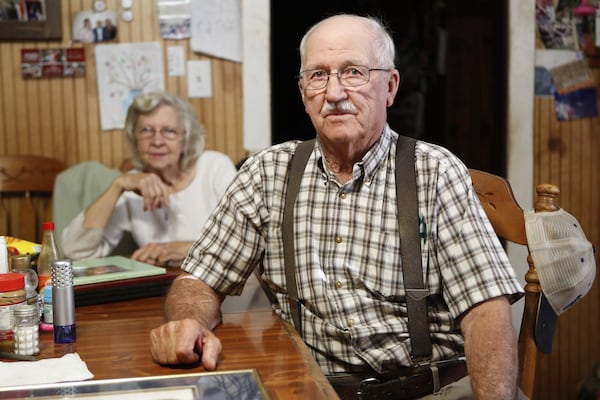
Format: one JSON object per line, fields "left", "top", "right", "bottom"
{"left": 395, "top": 136, "right": 432, "bottom": 361}
{"left": 282, "top": 139, "right": 315, "bottom": 335}
{"left": 283, "top": 136, "right": 431, "bottom": 361}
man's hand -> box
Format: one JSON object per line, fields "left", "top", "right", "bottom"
{"left": 149, "top": 318, "right": 222, "bottom": 370}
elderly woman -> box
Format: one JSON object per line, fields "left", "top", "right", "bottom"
{"left": 61, "top": 91, "right": 237, "bottom": 267}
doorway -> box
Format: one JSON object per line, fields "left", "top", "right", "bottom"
{"left": 270, "top": 0, "right": 508, "bottom": 176}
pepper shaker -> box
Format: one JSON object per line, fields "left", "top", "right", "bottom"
{"left": 51, "top": 260, "right": 76, "bottom": 344}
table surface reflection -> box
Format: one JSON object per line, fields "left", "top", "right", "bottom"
{"left": 25, "top": 295, "right": 338, "bottom": 400}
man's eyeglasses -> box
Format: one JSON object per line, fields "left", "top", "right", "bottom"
{"left": 136, "top": 126, "right": 182, "bottom": 140}
{"left": 298, "top": 65, "right": 391, "bottom": 90}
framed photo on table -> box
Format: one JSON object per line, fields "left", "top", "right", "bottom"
{"left": 71, "top": 256, "right": 179, "bottom": 306}
{"left": 0, "top": 370, "right": 272, "bottom": 399}
{"left": 0, "top": 0, "right": 62, "bottom": 41}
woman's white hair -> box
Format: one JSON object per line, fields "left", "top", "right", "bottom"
{"left": 124, "top": 91, "right": 205, "bottom": 171}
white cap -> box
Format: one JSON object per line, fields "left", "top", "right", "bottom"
{"left": 524, "top": 208, "right": 596, "bottom": 353}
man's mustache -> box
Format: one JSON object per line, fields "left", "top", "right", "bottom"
{"left": 321, "top": 100, "right": 357, "bottom": 115}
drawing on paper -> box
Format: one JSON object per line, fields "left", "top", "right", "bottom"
{"left": 95, "top": 42, "right": 165, "bottom": 130}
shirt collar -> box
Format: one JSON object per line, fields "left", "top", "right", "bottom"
{"left": 315, "top": 124, "right": 396, "bottom": 184}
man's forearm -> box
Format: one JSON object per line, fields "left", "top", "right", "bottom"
{"left": 165, "top": 276, "right": 224, "bottom": 330}
{"left": 462, "top": 297, "right": 519, "bottom": 399}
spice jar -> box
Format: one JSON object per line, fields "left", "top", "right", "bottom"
{"left": 13, "top": 304, "right": 39, "bottom": 356}
{"left": 0, "top": 273, "right": 26, "bottom": 353}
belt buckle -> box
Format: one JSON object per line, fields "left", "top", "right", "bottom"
{"left": 357, "top": 366, "right": 439, "bottom": 400}
{"left": 357, "top": 377, "right": 380, "bottom": 400}
{"left": 429, "top": 364, "right": 441, "bottom": 394}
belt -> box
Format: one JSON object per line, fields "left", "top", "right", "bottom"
{"left": 327, "top": 359, "right": 468, "bottom": 400}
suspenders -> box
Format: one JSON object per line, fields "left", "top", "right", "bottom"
{"left": 282, "top": 136, "right": 432, "bottom": 361}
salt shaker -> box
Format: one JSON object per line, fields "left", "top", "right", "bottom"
{"left": 13, "top": 304, "right": 39, "bottom": 356}
{"left": 51, "top": 260, "right": 76, "bottom": 344}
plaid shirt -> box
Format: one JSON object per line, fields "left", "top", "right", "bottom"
{"left": 182, "top": 125, "right": 524, "bottom": 374}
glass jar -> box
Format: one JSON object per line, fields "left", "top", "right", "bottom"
{"left": 0, "top": 273, "right": 26, "bottom": 352}
{"left": 0, "top": 273, "right": 26, "bottom": 306}
{"left": 13, "top": 304, "right": 39, "bottom": 356}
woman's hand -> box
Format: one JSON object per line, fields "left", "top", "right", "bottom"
{"left": 116, "top": 172, "right": 172, "bottom": 211}
{"left": 132, "top": 241, "right": 193, "bottom": 266}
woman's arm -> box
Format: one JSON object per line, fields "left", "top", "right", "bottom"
{"left": 83, "top": 172, "right": 172, "bottom": 228}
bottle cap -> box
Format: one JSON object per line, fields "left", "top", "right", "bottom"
{"left": 10, "top": 254, "right": 31, "bottom": 269}
{"left": 42, "top": 221, "right": 55, "bottom": 231}
{"left": 13, "top": 303, "right": 37, "bottom": 318}
{"left": 0, "top": 272, "right": 25, "bottom": 291}
{"left": 574, "top": 0, "right": 595, "bottom": 16}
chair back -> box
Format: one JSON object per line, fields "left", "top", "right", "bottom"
{"left": 469, "top": 168, "right": 560, "bottom": 399}
{"left": 0, "top": 155, "right": 66, "bottom": 243}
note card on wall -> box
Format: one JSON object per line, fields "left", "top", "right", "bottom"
{"left": 190, "top": 0, "right": 242, "bottom": 62}
{"left": 187, "top": 60, "right": 212, "bottom": 98}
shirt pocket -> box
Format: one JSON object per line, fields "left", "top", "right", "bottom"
{"left": 355, "top": 230, "right": 405, "bottom": 302}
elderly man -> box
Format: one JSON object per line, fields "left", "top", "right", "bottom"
{"left": 150, "top": 14, "right": 525, "bottom": 400}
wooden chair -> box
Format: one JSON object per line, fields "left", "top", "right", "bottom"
{"left": 0, "top": 155, "right": 66, "bottom": 243}
{"left": 469, "top": 168, "right": 560, "bottom": 400}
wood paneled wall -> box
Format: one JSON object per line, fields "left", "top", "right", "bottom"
{"left": 2, "top": 2, "right": 599, "bottom": 398}
{"left": 0, "top": 0, "right": 246, "bottom": 169}
{"left": 532, "top": 84, "right": 600, "bottom": 398}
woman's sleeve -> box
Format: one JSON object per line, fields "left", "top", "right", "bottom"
{"left": 60, "top": 197, "right": 129, "bottom": 259}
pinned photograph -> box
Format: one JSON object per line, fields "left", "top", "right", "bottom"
{"left": 73, "top": 9, "right": 117, "bottom": 43}
{"left": 0, "top": 0, "right": 46, "bottom": 21}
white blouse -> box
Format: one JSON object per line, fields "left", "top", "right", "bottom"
{"left": 61, "top": 150, "right": 237, "bottom": 260}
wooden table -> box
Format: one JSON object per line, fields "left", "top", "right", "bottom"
{"left": 33, "top": 295, "right": 339, "bottom": 400}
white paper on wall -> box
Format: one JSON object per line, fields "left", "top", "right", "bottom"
{"left": 187, "top": 60, "right": 212, "bottom": 98}
{"left": 95, "top": 42, "right": 165, "bottom": 130}
{"left": 190, "top": 0, "right": 242, "bottom": 62}
{"left": 167, "top": 46, "right": 186, "bottom": 76}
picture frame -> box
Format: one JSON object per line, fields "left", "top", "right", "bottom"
{"left": 72, "top": 256, "right": 166, "bottom": 286}
{"left": 0, "top": 0, "right": 62, "bottom": 41}
{"left": 72, "top": 9, "right": 118, "bottom": 43}
{"left": 71, "top": 255, "right": 179, "bottom": 306}
{"left": 0, "top": 370, "right": 272, "bottom": 399}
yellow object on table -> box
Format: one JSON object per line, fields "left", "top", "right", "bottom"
{"left": 2, "top": 236, "right": 40, "bottom": 257}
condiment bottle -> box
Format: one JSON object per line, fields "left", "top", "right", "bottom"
{"left": 37, "top": 222, "right": 62, "bottom": 291}
{"left": 40, "top": 282, "right": 54, "bottom": 332}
